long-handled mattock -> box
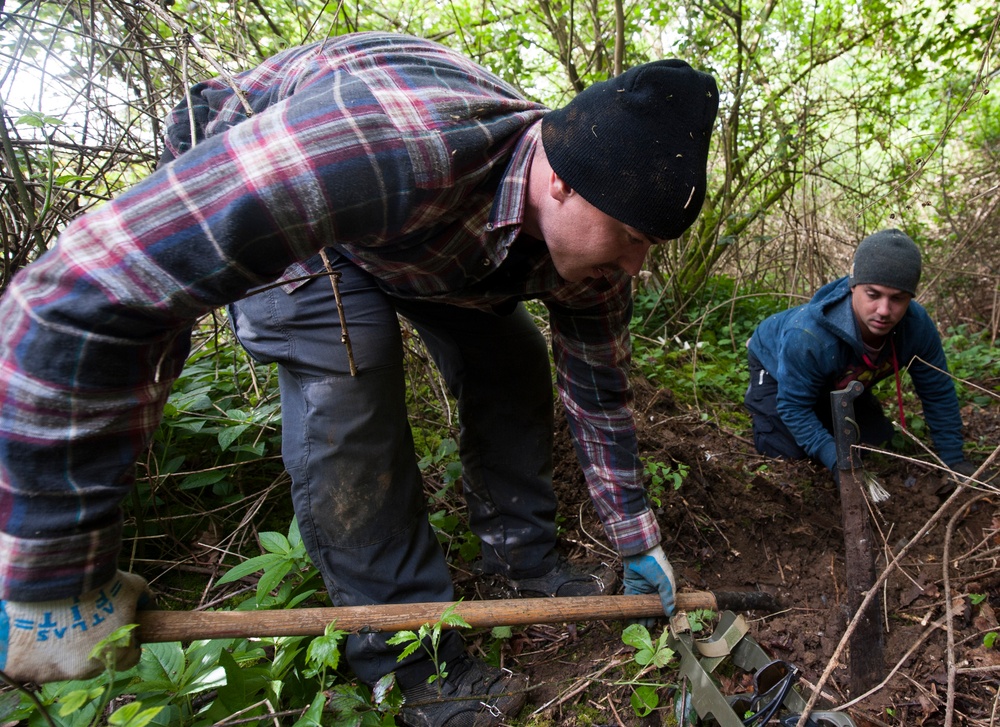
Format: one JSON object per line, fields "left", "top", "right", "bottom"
{"left": 137, "top": 590, "right": 776, "bottom": 643}
{"left": 137, "top": 589, "right": 861, "bottom": 725}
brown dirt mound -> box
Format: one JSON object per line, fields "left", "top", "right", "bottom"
{"left": 486, "top": 377, "right": 1000, "bottom": 726}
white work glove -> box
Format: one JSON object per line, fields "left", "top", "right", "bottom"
{"left": 0, "top": 570, "right": 148, "bottom": 683}
{"left": 623, "top": 544, "right": 677, "bottom": 627}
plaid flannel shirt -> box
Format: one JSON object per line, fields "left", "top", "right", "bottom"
{"left": 0, "top": 32, "right": 659, "bottom": 601}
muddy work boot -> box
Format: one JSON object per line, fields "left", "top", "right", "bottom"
{"left": 400, "top": 654, "right": 528, "bottom": 727}
{"left": 507, "top": 556, "right": 618, "bottom": 598}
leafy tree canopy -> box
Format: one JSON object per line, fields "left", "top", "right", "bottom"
{"left": 1, "top": 0, "right": 997, "bottom": 324}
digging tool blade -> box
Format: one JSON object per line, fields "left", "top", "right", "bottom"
{"left": 831, "top": 380, "right": 885, "bottom": 694}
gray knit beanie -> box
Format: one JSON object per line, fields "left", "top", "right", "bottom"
{"left": 541, "top": 60, "right": 719, "bottom": 241}
{"left": 849, "top": 229, "right": 922, "bottom": 295}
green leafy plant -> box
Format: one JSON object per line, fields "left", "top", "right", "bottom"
{"left": 620, "top": 623, "right": 677, "bottom": 718}
{"left": 483, "top": 625, "right": 514, "bottom": 667}
{"left": 686, "top": 609, "right": 716, "bottom": 634}
{"left": 321, "top": 676, "right": 402, "bottom": 727}
{"left": 9, "top": 518, "right": 402, "bottom": 727}
{"left": 10, "top": 633, "right": 171, "bottom": 727}
{"left": 157, "top": 334, "right": 280, "bottom": 459}
{"left": 984, "top": 632, "right": 998, "bottom": 649}
{"left": 942, "top": 325, "right": 1000, "bottom": 409}
{"left": 419, "top": 437, "right": 482, "bottom": 561}
{"left": 622, "top": 624, "right": 675, "bottom": 669}
{"left": 303, "top": 621, "right": 349, "bottom": 680}
{"left": 630, "top": 685, "right": 659, "bottom": 719}
{"left": 642, "top": 457, "right": 690, "bottom": 506}
{"left": 25, "top": 627, "right": 165, "bottom": 727}
{"left": 216, "top": 517, "right": 324, "bottom": 610}
{"left": 631, "top": 277, "right": 790, "bottom": 419}
{"left": 16, "top": 110, "right": 67, "bottom": 129}
{"left": 387, "top": 603, "right": 471, "bottom": 687}
{"left": 427, "top": 508, "right": 481, "bottom": 562}
{"left": 418, "top": 437, "right": 463, "bottom": 495}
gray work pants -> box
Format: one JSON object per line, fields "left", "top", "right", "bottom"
{"left": 229, "top": 249, "right": 557, "bottom": 686}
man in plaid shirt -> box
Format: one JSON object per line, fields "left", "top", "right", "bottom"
{"left": 0, "top": 32, "right": 717, "bottom": 724}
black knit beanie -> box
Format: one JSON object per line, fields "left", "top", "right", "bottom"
{"left": 541, "top": 60, "right": 719, "bottom": 240}
{"left": 849, "top": 229, "right": 922, "bottom": 295}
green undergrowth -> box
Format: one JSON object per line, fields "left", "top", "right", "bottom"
{"left": 8, "top": 276, "right": 997, "bottom": 725}
{"left": 630, "top": 276, "right": 789, "bottom": 430}
{"left": 631, "top": 276, "right": 1000, "bottom": 447}
{"left": 6, "top": 515, "right": 689, "bottom": 726}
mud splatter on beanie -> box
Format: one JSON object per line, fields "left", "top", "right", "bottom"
{"left": 541, "top": 60, "right": 719, "bottom": 240}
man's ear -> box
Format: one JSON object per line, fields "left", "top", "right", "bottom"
{"left": 548, "top": 171, "right": 574, "bottom": 202}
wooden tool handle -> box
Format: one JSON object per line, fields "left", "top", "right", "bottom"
{"left": 137, "top": 590, "right": 777, "bottom": 643}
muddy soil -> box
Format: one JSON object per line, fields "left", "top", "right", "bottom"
{"left": 467, "top": 378, "right": 1000, "bottom": 727}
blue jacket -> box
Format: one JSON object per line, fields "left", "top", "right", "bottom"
{"left": 748, "top": 277, "right": 964, "bottom": 470}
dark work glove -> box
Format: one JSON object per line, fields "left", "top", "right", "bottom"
{"left": 623, "top": 544, "right": 676, "bottom": 628}
{"left": 0, "top": 571, "right": 148, "bottom": 683}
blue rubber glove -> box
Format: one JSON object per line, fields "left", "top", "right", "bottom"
{"left": 0, "top": 571, "right": 148, "bottom": 683}
{"left": 623, "top": 544, "right": 677, "bottom": 627}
